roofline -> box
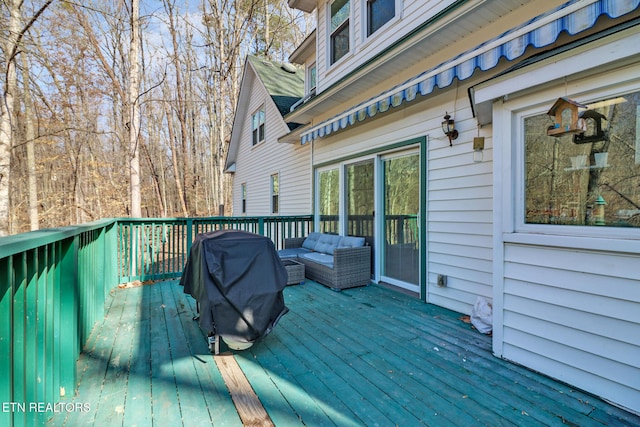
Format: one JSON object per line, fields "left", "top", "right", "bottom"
{"left": 224, "top": 58, "right": 254, "bottom": 171}
{"left": 289, "top": 29, "right": 316, "bottom": 65}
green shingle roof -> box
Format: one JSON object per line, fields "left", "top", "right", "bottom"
{"left": 248, "top": 55, "right": 304, "bottom": 118}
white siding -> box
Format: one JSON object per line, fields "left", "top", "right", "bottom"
{"left": 312, "top": 79, "right": 493, "bottom": 314}
{"left": 231, "top": 75, "right": 311, "bottom": 217}
{"left": 501, "top": 243, "right": 640, "bottom": 413}
{"left": 427, "top": 105, "right": 493, "bottom": 313}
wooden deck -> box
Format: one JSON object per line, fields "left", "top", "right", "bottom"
{"left": 48, "top": 280, "right": 639, "bottom": 426}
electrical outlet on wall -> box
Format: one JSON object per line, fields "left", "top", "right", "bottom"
{"left": 437, "top": 274, "right": 447, "bottom": 287}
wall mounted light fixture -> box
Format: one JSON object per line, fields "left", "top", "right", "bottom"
{"left": 442, "top": 113, "right": 458, "bottom": 146}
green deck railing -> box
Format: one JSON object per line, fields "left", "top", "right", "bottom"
{"left": 0, "top": 219, "right": 118, "bottom": 427}
{"left": 0, "top": 215, "right": 312, "bottom": 426}
{"left": 116, "top": 215, "right": 313, "bottom": 283}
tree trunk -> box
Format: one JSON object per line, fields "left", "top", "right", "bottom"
{"left": 163, "top": 100, "right": 189, "bottom": 217}
{"left": 0, "top": 1, "right": 22, "bottom": 236}
{"left": 21, "top": 53, "right": 39, "bottom": 231}
{"left": 129, "top": 0, "right": 142, "bottom": 217}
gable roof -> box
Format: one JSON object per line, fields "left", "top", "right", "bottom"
{"left": 224, "top": 56, "right": 304, "bottom": 172}
{"left": 248, "top": 56, "right": 304, "bottom": 117}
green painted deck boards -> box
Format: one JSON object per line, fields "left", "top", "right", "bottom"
{"left": 48, "top": 280, "right": 639, "bottom": 427}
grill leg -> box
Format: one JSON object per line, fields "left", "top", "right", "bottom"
{"left": 208, "top": 332, "right": 220, "bottom": 354}
{"left": 192, "top": 301, "right": 200, "bottom": 321}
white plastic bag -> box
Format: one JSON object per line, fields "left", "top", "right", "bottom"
{"left": 471, "top": 296, "right": 493, "bottom": 334}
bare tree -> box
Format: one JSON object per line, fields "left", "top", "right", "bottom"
{"left": 0, "top": 0, "right": 54, "bottom": 235}
{"left": 20, "top": 53, "right": 39, "bottom": 230}
{"left": 129, "top": 0, "right": 142, "bottom": 217}
{"left": 2, "top": 0, "right": 309, "bottom": 233}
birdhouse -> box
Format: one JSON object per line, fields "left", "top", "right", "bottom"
{"left": 546, "top": 97, "right": 587, "bottom": 137}
{"left": 573, "top": 110, "right": 608, "bottom": 144}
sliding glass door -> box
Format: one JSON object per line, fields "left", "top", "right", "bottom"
{"left": 381, "top": 152, "right": 420, "bottom": 289}
{"left": 314, "top": 143, "right": 423, "bottom": 293}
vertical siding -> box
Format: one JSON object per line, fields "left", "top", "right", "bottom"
{"left": 232, "top": 76, "right": 311, "bottom": 217}
{"left": 313, "top": 85, "right": 493, "bottom": 314}
{"left": 502, "top": 243, "right": 640, "bottom": 413}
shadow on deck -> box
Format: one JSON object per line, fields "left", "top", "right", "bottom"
{"left": 48, "top": 280, "right": 639, "bottom": 426}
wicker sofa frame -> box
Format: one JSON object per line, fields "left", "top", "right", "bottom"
{"left": 283, "top": 236, "right": 371, "bottom": 291}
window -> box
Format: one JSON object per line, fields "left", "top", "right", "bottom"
{"left": 252, "top": 106, "right": 265, "bottom": 145}
{"left": 367, "top": 0, "right": 394, "bottom": 36}
{"left": 330, "top": 0, "right": 350, "bottom": 64}
{"left": 271, "top": 174, "right": 279, "bottom": 214}
{"left": 318, "top": 168, "right": 340, "bottom": 233}
{"left": 307, "top": 63, "right": 317, "bottom": 95}
{"left": 241, "top": 183, "right": 247, "bottom": 213}
{"left": 524, "top": 90, "right": 640, "bottom": 228}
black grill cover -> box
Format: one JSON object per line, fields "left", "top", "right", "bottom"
{"left": 179, "top": 230, "right": 289, "bottom": 345}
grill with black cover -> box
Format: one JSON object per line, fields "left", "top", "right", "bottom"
{"left": 180, "top": 230, "right": 289, "bottom": 350}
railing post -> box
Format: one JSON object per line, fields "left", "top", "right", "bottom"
{"left": 0, "top": 256, "right": 13, "bottom": 427}
{"left": 186, "top": 218, "right": 193, "bottom": 258}
{"left": 57, "top": 237, "right": 78, "bottom": 406}
{"left": 105, "top": 222, "right": 118, "bottom": 294}
{"left": 258, "top": 217, "right": 265, "bottom": 236}
{"left": 12, "top": 253, "right": 26, "bottom": 427}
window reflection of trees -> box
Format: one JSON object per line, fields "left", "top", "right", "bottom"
{"left": 319, "top": 169, "right": 340, "bottom": 233}
{"left": 525, "top": 91, "right": 640, "bottom": 227}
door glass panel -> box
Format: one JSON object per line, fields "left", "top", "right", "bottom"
{"left": 319, "top": 168, "right": 340, "bottom": 233}
{"left": 346, "top": 160, "right": 374, "bottom": 269}
{"left": 383, "top": 154, "right": 419, "bottom": 285}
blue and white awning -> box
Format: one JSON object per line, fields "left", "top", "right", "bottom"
{"left": 300, "top": 0, "right": 640, "bottom": 144}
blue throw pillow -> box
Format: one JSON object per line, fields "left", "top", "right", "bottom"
{"left": 338, "top": 236, "right": 365, "bottom": 248}
{"left": 302, "top": 232, "right": 321, "bottom": 250}
{"left": 314, "top": 234, "right": 341, "bottom": 254}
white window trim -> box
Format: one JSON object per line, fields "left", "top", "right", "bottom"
{"left": 327, "top": 0, "right": 352, "bottom": 68}
{"left": 512, "top": 89, "right": 640, "bottom": 243}
{"left": 306, "top": 62, "right": 317, "bottom": 96}
{"left": 362, "top": 0, "right": 401, "bottom": 41}
{"left": 491, "top": 59, "right": 640, "bottom": 251}
{"left": 241, "top": 183, "right": 247, "bottom": 214}
{"left": 251, "top": 105, "right": 266, "bottom": 146}
{"left": 270, "top": 173, "right": 279, "bottom": 214}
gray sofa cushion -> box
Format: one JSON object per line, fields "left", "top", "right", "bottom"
{"left": 302, "top": 232, "right": 321, "bottom": 250}
{"left": 314, "top": 234, "right": 342, "bottom": 255}
{"left": 338, "top": 236, "right": 365, "bottom": 248}
{"left": 299, "top": 252, "right": 334, "bottom": 269}
{"left": 277, "top": 247, "right": 311, "bottom": 259}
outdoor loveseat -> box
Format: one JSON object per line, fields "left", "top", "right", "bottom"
{"left": 278, "top": 232, "right": 371, "bottom": 291}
